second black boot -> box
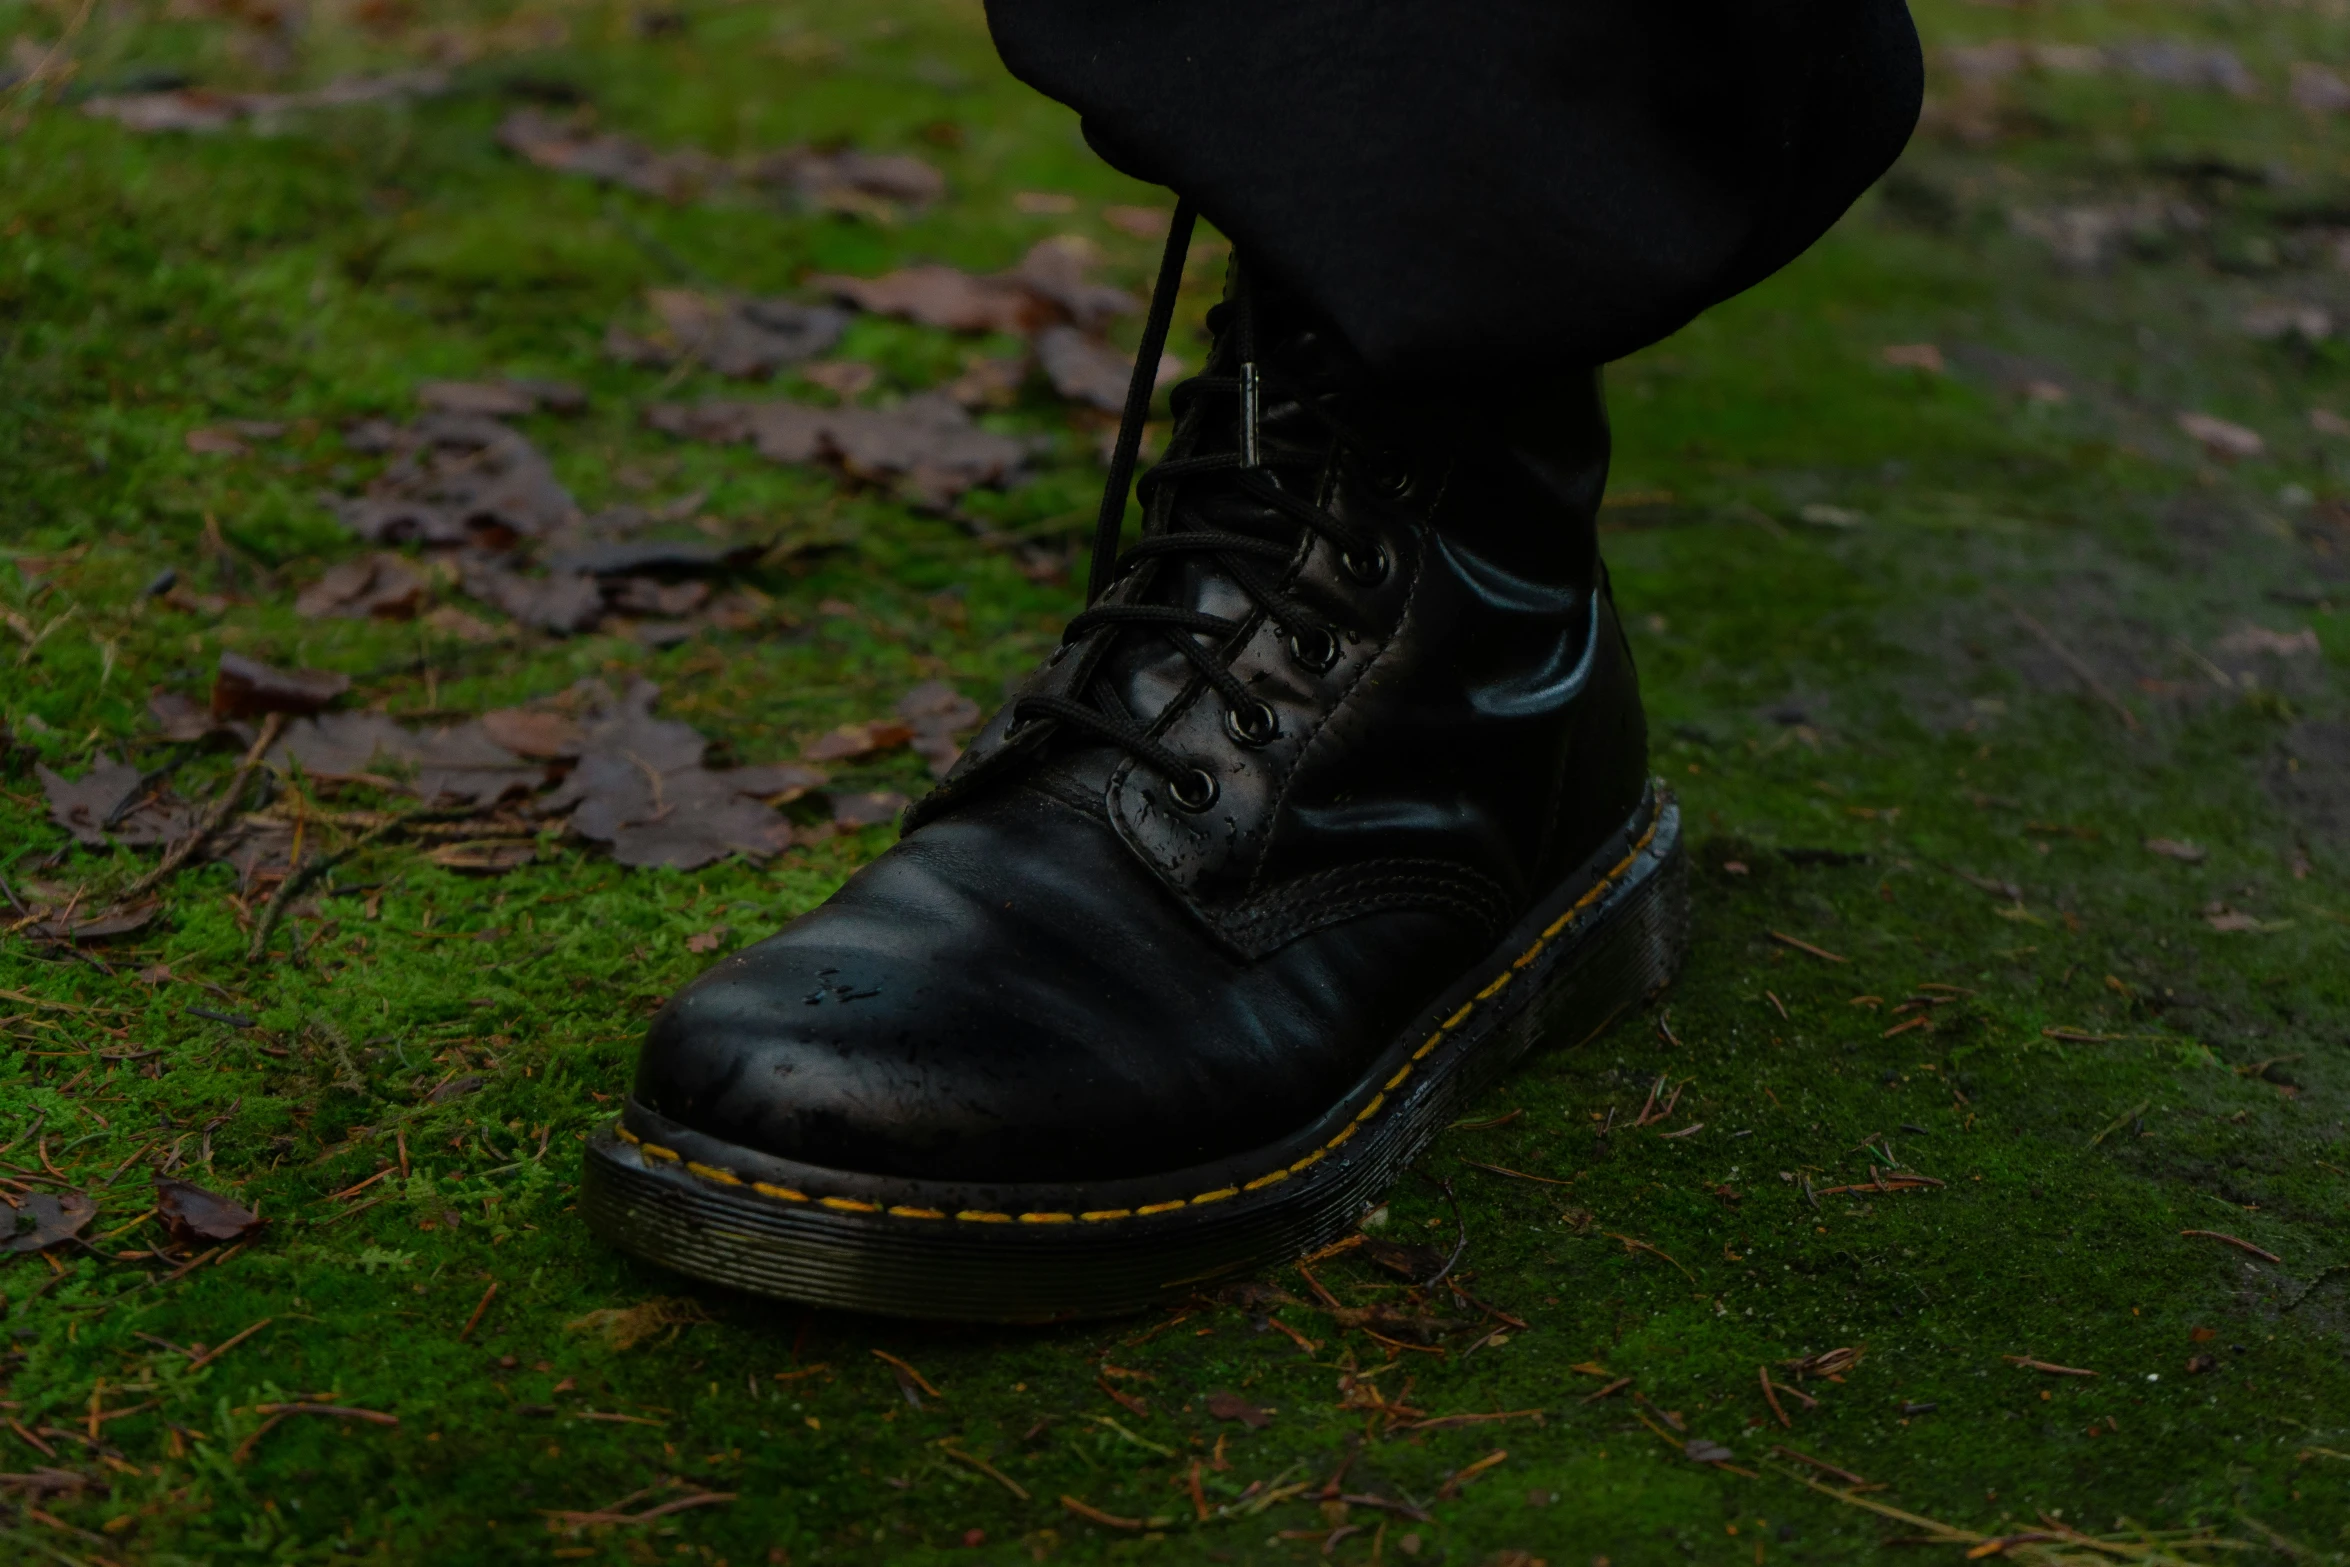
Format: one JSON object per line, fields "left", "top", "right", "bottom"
{"left": 583, "top": 229, "right": 1688, "bottom": 1319}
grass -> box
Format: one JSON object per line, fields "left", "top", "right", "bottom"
{"left": 3, "top": 0, "right": 2350, "bottom": 1562}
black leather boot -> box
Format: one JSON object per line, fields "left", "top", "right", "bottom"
{"left": 583, "top": 208, "right": 1688, "bottom": 1319}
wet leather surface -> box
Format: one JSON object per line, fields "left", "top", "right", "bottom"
{"left": 634, "top": 280, "right": 1651, "bottom": 1183}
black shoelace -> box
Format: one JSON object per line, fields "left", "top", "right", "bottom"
{"left": 1009, "top": 202, "right": 1390, "bottom": 811}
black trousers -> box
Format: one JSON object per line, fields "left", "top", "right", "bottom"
{"left": 984, "top": 1, "right": 1923, "bottom": 389}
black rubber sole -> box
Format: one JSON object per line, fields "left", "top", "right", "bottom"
{"left": 580, "top": 791, "right": 1687, "bottom": 1321}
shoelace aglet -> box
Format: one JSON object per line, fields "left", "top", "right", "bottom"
{"left": 1238, "top": 360, "right": 1262, "bottom": 470}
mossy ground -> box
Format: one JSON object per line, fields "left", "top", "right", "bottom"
{"left": 5, "top": 0, "right": 2350, "bottom": 1562}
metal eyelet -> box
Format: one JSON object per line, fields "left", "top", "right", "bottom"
{"left": 1366, "top": 458, "right": 1413, "bottom": 498}
{"left": 1168, "top": 767, "right": 1220, "bottom": 811}
{"left": 1287, "top": 625, "right": 1340, "bottom": 672}
{"left": 1340, "top": 544, "right": 1390, "bottom": 585}
{"left": 1047, "top": 643, "right": 1071, "bottom": 666}
{"left": 1224, "top": 701, "right": 1279, "bottom": 748}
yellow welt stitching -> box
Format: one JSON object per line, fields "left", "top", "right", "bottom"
{"left": 1512, "top": 940, "right": 1546, "bottom": 969}
{"left": 752, "top": 1182, "right": 808, "bottom": 1203}
{"left": 614, "top": 1125, "right": 641, "bottom": 1145}
{"left": 1475, "top": 971, "right": 1513, "bottom": 1001}
{"left": 1605, "top": 853, "right": 1638, "bottom": 881}
{"left": 819, "top": 1196, "right": 877, "bottom": 1214}
{"left": 685, "top": 1161, "right": 741, "bottom": 1186}
{"left": 1354, "top": 1092, "right": 1387, "bottom": 1123}
{"left": 1541, "top": 912, "right": 1576, "bottom": 938}
{"left": 640, "top": 1143, "right": 680, "bottom": 1163}
{"left": 956, "top": 1210, "right": 1014, "bottom": 1223}
{"left": 1288, "top": 1148, "right": 1327, "bottom": 1173}
{"left": 1188, "top": 1187, "right": 1238, "bottom": 1205}
{"left": 1135, "top": 1200, "right": 1187, "bottom": 1216}
{"left": 1385, "top": 1062, "right": 1414, "bottom": 1091}
{"left": 1441, "top": 1003, "right": 1475, "bottom": 1031}
{"left": 1080, "top": 1209, "right": 1133, "bottom": 1222}
{"left": 1325, "top": 1123, "right": 1357, "bottom": 1149}
{"left": 1413, "top": 1031, "right": 1444, "bottom": 1060}
{"left": 1243, "top": 1170, "right": 1288, "bottom": 1191}
{"left": 888, "top": 1206, "right": 946, "bottom": 1220}
{"left": 1018, "top": 1212, "right": 1074, "bottom": 1224}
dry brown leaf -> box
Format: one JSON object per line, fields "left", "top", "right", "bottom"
{"left": 1203, "top": 1391, "right": 1272, "bottom": 1429}
{"left": 1, "top": 1191, "right": 96, "bottom": 1254}
{"left": 646, "top": 393, "right": 1027, "bottom": 508}
{"left": 212, "top": 652, "right": 351, "bottom": 719}
{"left": 332, "top": 414, "right": 579, "bottom": 552}
{"left": 479, "top": 708, "right": 585, "bottom": 759}
{"left": 804, "top": 719, "right": 915, "bottom": 763}
{"left": 294, "top": 554, "right": 428, "bottom": 621}
{"left": 154, "top": 1178, "right": 265, "bottom": 1246}
{"left": 828, "top": 790, "right": 909, "bottom": 828}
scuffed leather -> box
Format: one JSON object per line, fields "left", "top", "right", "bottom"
{"left": 633, "top": 270, "right": 1651, "bottom": 1184}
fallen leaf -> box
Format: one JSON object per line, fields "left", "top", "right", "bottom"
{"left": 479, "top": 708, "right": 586, "bottom": 759}
{"left": 293, "top": 554, "right": 428, "bottom": 620}
{"left": 898, "top": 679, "right": 984, "bottom": 775}
{"left": 0, "top": 1191, "right": 96, "bottom": 1253}
{"left": 2203, "top": 906, "right": 2268, "bottom": 933}
{"left": 1035, "top": 325, "right": 1184, "bottom": 413}
{"left": 811, "top": 238, "right": 1132, "bottom": 337}
{"left": 332, "top": 414, "right": 580, "bottom": 553}
{"left": 754, "top": 144, "right": 946, "bottom": 216}
{"left": 805, "top": 720, "right": 916, "bottom": 762}
{"left": 269, "top": 711, "right": 543, "bottom": 807}
{"left": 213, "top": 652, "right": 350, "bottom": 719}
{"left": 685, "top": 927, "right": 728, "bottom": 953}
{"left": 149, "top": 690, "right": 237, "bottom": 743}
{"left": 423, "top": 605, "right": 503, "bottom": 642}
{"left": 154, "top": 1178, "right": 266, "bottom": 1247}
{"left": 184, "top": 425, "right": 252, "bottom": 455}
{"left": 644, "top": 393, "right": 1029, "bottom": 508}
{"left": 940, "top": 354, "right": 1029, "bottom": 409}
{"left": 2177, "top": 411, "right": 2264, "bottom": 460}
{"left": 1880, "top": 342, "right": 1944, "bottom": 373}
{"left": 427, "top": 1074, "right": 486, "bottom": 1104}
{"left": 2311, "top": 408, "right": 2350, "bottom": 438}
{"left": 2144, "top": 837, "right": 2208, "bottom": 863}
{"left": 829, "top": 790, "right": 909, "bottom": 828}
{"left": 609, "top": 291, "right": 849, "bottom": 378}
{"left": 539, "top": 681, "right": 798, "bottom": 869}
{"left": 496, "top": 108, "right": 725, "bottom": 203}
{"left": 21, "top": 899, "right": 163, "bottom": 942}
{"left": 1359, "top": 1238, "right": 1449, "bottom": 1281}
{"left": 565, "top": 1296, "right": 711, "bottom": 1352}
{"left": 38, "top": 754, "right": 150, "bottom": 846}
{"left": 458, "top": 560, "right": 605, "bottom": 635}
{"left": 801, "top": 360, "right": 879, "bottom": 400}
{"left": 83, "top": 70, "right": 448, "bottom": 134}
{"left": 1685, "top": 1439, "right": 1735, "bottom": 1464}
{"left": 1203, "top": 1391, "right": 1272, "bottom": 1429}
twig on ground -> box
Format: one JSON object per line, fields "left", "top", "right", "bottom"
{"left": 121, "top": 714, "right": 286, "bottom": 904}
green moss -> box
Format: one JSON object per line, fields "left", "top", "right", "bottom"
{"left": 3, "top": 0, "right": 2349, "bottom": 1561}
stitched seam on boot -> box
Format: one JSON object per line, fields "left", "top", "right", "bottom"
{"left": 619, "top": 805, "right": 1663, "bottom": 1226}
